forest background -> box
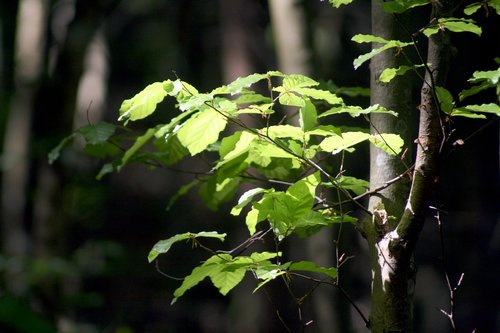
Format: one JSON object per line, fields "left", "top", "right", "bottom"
{"left": 0, "top": 0, "right": 499, "bottom": 332}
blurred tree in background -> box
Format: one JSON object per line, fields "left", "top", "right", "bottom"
{"left": 0, "top": 0, "right": 499, "bottom": 332}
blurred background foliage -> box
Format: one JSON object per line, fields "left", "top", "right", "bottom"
{"left": 0, "top": 0, "right": 498, "bottom": 332}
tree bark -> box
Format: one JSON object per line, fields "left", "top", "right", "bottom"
{"left": 367, "top": 1, "right": 453, "bottom": 332}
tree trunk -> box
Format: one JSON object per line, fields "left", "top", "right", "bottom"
{"left": 366, "top": 1, "right": 453, "bottom": 332}
{"left": 1, "top": 0, "right": 49, "bottom": 295}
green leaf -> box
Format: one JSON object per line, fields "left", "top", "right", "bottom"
{"left": 369, "top": 133, "right": 404, "bottom": 156}
{"left": 231, "top": 188, "right": 268, "bottom": 216}
{"left": 148, "top": 231, "right": 226, "bottom": 263}
{"left": 468, "top": 68, "right": 500, "bottom": 84}
{"left": 488, "top": 0, "right": 500, "bottom": 15}
{"left": 299, "top": 99, "right": 317, "bottom": 131}
{"left": 288, "top": 261, "right": 338, "bottom": 279}
{"left": 435, "top": 86, "right": 454, "bottom": 114}
{"left": 172, "top": 254, "right": 230, "bottom": 304}
{"left": 293, "top": 87, "right": 343, "bottom": 105}
{"left": 119, "top": 127, "right": 157, "bottom": 170}
{"left": 119, "top": 81, "right": 168, "bottom": 122}
{"left": 48, "top": 133, "right": 76, "bottom": 164}
{"left": 226, "top": 73, "right": 269, "bottom": 94}
{"left": 379, "top": 64, "right": 425, "bottom": 83}
{"left": 215, "top": 131, "right": 256, "bottom": 170}
{"left": 351, "top": 34, "right": 389, "bottom": 44}
{"left": 233, "top": 92, "right": 272, "bottom": 105}
{"left": 96, "top": 162, "right": 115, "bottom": 180}
{"left": 319, "top": 132, "right": 371, "bottom": 154}
{"left": 152, "top": 134, "right": 190, "bottom": 165}
{"left": 177, "top": 109, "right": 228, "bottom": 156}
{"left": 83, "top": 142, "right": 120, "bottom": 158}
{"left": 334, "top": 175, "right": 370, "bottom": 195}
{"left": 263, "top": 125, "right": 305, "bottom": 141}
{"left": 282, "top": 74, "right": 319, "bottom": 89}
{"left": 199, "top": 176, "right": 240, "bottom": 211}
{"left": 77, "top": 122, "right": 117, "bottom": 145}
{"left": 328, "top": 0, "right": 353, "bottom": 8}
{"left": 449, "top": 108, "right": 486, "bottom": 119}
{"left": 424, "top": 18, "right": 482, "bottom": 37}
{"left": 459, "top": 81, "right": 492, "bottom": 101}
{"left": 464, "top": 3, "right": 482, "bottom": 15}
{"left": 179, "top": 93, "right": 213, "bottom": 112}
{"left": 381, "top": 0, "right": 429, "bottom": 13}
{"left": 276, "top": 88, "right": 306, "bottom": 107}
{"left": 245, "top": 204, "right": 267, "bottom": 235}
{"left": 460, "top": 67, "right": 500, "bottom": 101}
{"left": 457, "top": 103, "right": 500, "bottom": 116}
{"left": 320, "top": 104, "right": 397, "bottom": 118}
{"left": 352, "top": 38, "right": 414, "bottom": 70}
{"left": 250, "top": 140, "right": 300, "bottom": 161}
{"left": 251, "top": 173, "right": 320, "bottom": 239}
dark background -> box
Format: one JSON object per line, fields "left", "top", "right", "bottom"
{"left": 0, "top": 1, "right": 499, "bottom": 332}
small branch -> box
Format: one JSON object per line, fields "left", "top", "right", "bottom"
{"left": 155, "top": 260, "right": 184, "bottom": 281}
{"left": 289, "top": 272, "right": 370, "bottom": 328}
{"left": 431, "top": 204, "right": 464, "bottom": 332}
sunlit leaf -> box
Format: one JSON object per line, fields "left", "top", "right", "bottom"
{"left": 460, "top": 67, "right": 500, "bottom": 101}
{"left": 179, "top": 93, "right": 213, "bottom": 112}
{"left": 119, "top": 82, "right": 168, "bottom": 122}
{"left": 352, "top": 34, "right": 389, "bottom": 44}
{"left": 294, "top": 87, "right": 343, "bottom": 104}
{"left": 227, "top": 73, "right": 268, "bottom": 94}
{"left": 300, "top": 99, "right": 317, "bottom": 131}
{"left": 333, "top": 175, "right": 370, "bottom": 195}
{"left": 277, "top": 89, "right": 306, "bottom": 107}
{"left": 435, "top": 86, "right": 454, "bottom": 114}
{"left": 379, "top": 64, "right": 425, "bottom": 83}
{"left": 263, "top": 125, "right": 305, "bottom": 141}
{"left": 464, "top": 2, "right": 482, "bottom": 15}
{"left": 457, "top": 103, "right": 500, "bottom": 116}
{"left": 177, "top": 109, "right": 228, "bottom": 155}
{"left": 449, "top": 108, "right": 486, "bottom": 119}
{"left": 210, "top": 258, "right": 247, "bottom": 296}
{"left": 328, "top": 0, "right": 353, "bottom": 8}
{"left": 424, "top": 18, "right": 482, "bottom": 37}
{"left": 319, "top": 132, "right": 371, "bottom": 154}
{"left": 172, "top": 254, "right": 230, "bottom": 304}
{"left": 148, "top": 231, "right": 226, "bottom": 263}
{"left": 369, "top": 133, "right": 404, "bottom": 156}
{"left": 231, "top": 188, "right": 268, "bottom": 216}
{"left": 282, "top": 74, "right": 319, "bottom": 89}
{"left": 352, "top": 38, "right": 414, "bottom": 70}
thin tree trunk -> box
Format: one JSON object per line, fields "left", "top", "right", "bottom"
{"left": 366, "top": 1, "right": 453, "bottom": 331}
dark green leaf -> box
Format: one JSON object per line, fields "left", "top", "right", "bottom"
{"left": 77, "top": 122, "right": 117, "bottom": 145}
{"left": 381, "top": 0, "right": 429, "bottom": 13}
{"left": 288, "top": 261, "right": 338, "bottom": 279}
{"left": 48, "top": 133, "right": 76, "bottom": 164}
